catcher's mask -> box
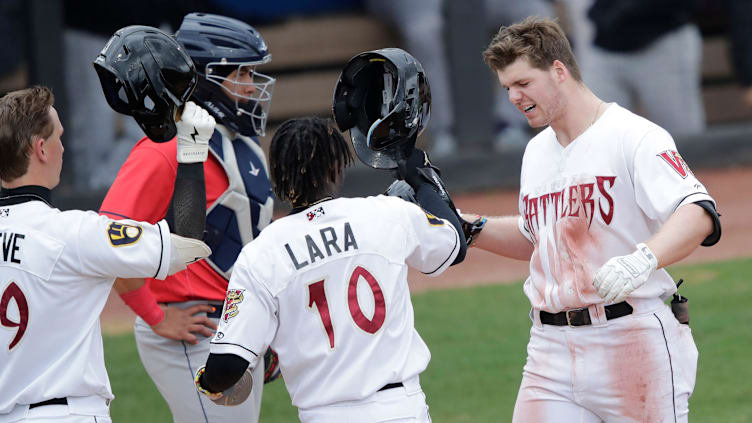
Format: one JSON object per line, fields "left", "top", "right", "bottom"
{"left": 176, "top": 13, "right": 275, "bottom": 137}
{"left": 93, "top": 25, "right": 198, "bottom": 142}
{"left": 333, "top": 48, "right": 431, "bottom": 169}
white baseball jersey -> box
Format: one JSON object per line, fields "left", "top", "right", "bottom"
{"left": 210, "top": 195, "right": 460, "bottom": 410}
{"left": 517, "top": 103, "right": 714, "bottom": 313}
{"left": 0, "top": 197, "right": 172, "bottom": 414}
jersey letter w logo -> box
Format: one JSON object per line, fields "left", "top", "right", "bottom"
{"left": 657, "top": 150, "right": 691, "bottom": 179}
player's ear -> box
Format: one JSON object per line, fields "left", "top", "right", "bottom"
{"left": 31, "top": 136, "right": 48, "bottom": 163}
{"left": 551, "top": 60, "right": 568, "bottom": 83}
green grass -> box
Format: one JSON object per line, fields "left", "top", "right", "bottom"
{"left": 104, "top": 258, "right": 752, "bottom": 422}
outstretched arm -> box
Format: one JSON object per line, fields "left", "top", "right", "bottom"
{"left": 468, "top": 215, "right": 534, "bottom": 261}
{"left": 164, "top": 101, "right": 215, "bottom": 239}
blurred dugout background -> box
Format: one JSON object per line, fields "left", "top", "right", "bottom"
{"left": 3, "top": 0, "right": 752, "bottom": 210}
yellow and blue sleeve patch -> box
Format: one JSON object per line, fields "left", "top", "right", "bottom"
{"left": 107, "top": 221, "right": 143, "bottom": 247}
{"left": 424, "top": 212, "right": 445, "bottom": 226}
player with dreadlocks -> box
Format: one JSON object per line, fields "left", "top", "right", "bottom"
{"left": 269, "top": 116, "right": 353, "bottom": 208}
{"left": 194, "top": 116, "right": 463, "bottom": 422}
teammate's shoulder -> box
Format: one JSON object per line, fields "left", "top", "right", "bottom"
{"left": 362, "top": 194, "right": 415, "bottom": 214}
{"left": 608, "top": 104, "right": 667, "bottom": 137}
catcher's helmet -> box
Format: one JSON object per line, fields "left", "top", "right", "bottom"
{"left": 176, "top": 13, "right": 275, "bottom": 137}
{"left": 333, "top": 48, "right": 431, "bottom": 169}
{"left": 93, "top": 26, "right": 198, "bottom": 142}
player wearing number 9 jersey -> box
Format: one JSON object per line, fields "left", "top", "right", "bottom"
{"left": 194, "top": 117, "right": 465, "bottom": 422}
{"left": 0, "top": 86, "right": 210, "bottom": 421}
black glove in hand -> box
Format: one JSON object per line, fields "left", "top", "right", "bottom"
{"left": 461, "top": 215, "right": 487, "bottom": 247}
{"left": 385, "top": 180, "right": 418, "bottom": 204}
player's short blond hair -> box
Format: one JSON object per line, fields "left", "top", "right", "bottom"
{"left": 483, "top": 17, "right": 582, "bottom": 82}
{"left": 0, "top": 86, "right": 56, "bottom": 182}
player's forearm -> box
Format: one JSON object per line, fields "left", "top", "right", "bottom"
{"left": 114, "top": 277, "right": 147, "bottom": 294}
{"left": 473, "top": 216, "right": 534, "bottom": 260}
{"left": 645, "top": 203, "right": 714, "bottom": 268}
{"left": 202, "top": 353, "right": 251, "bottom": 393}
{"left": 165, "top": 163, "right": 206, "bottom": 240}
{"left": 115, "top": 277, "right": 164, "bottom": 326}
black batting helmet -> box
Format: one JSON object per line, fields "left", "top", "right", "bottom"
{"left": 176, "top": 13, "right": 275, "bottom": 137}
{"left": 333, "top": 48, "right": 431, "bottom": 169}
{"left": 93, "top": 25, "right": 198, "bottom": 142}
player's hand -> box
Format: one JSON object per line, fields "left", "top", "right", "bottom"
{"left": 593, "top": 243, "right": 658, "bottom": 303}
{"left": 459, "top": 213, "right": 487, "bottom": 247}
{"left": 385, "top": 179, "right": 417, "bottom": 204}
{"left": 176, "top": 101, "right": 215, "bottom": 163}
{"left": 151, "top": 304, "right": 218, "bottom": 344}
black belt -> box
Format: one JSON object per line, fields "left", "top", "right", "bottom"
{"left": 207, "top": 305, "right": 223, "bottom": 319}
{"left": 159, "top": 302, "right": 223, "bottom": 319}
{"left": 539, "top": 302, "right": 633, "bottom": 327}
{"left": 29, "top": 398, "right": 67, "bottom": 409}
{"left": 378, "top": 382, "right": 404, "bottom": 391}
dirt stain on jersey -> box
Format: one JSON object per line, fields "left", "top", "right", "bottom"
{"left": 608, "top": 322, "right": 665, "bottom": 422}
{"left": 547, "top": 212, "right": 599, "bottom": 309}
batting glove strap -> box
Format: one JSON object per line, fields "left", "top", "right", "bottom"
{"left": 593, "top": 243, "right": 659, "bottom": 303}
{"left": 194, "top": 366, "right": 224, "bottom": 401}
{"left": 461, "top": 215, "right": 487, "bottom": 247}
{"left": 176, "top": 101, "right": 215, "bottom": 164}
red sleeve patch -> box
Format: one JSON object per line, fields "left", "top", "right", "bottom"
{"left": 657, "top": 150, "right": 693, "bottom": 179}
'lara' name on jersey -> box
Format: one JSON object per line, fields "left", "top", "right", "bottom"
{"left": 285, "top": 222, "right": 359, "bottom": 270}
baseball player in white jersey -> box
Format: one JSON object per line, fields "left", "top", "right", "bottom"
{"left": 193, "top": 116, "right": 468, "bottom": 422}
{"left": 0, "top": 86, "right": 212, "bottom": 422}
{"left": 462, "top": 18, "right": 722, "bottom": 422}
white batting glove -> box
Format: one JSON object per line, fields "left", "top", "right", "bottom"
{"left": 176, "top": 101, "right": 215, "bottom": 163}
{"left": 593, "top": 243, "right": 658, "bottom": 303}
{"left": 167, "top": 233, "right": 212, "bottom": 275}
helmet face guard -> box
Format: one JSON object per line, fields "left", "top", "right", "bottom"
{"left": 333, "top": 48, "right": 431, "bottom": 169}
{"left": 93, "top": 25, "right": 197, "bottom": 142}
{"left": 176, "top": 13, "right": 275, "bottom": 137}
{"left": 205, "top": 59, "right": 275, "bottom": 136}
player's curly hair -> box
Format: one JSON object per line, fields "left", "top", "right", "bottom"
{"left": 0, "top": 86, "right": 56, "bottom": 182}
{"left": 269, "top": 116, "right": 353, "bottom": 207}
{"left": 484, "top": 17, "right": 582, "bottom": 82}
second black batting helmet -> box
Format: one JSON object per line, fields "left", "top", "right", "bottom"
{"left": 93, "top": 25, "right": 198, "bottom": 142}
{"left": 333, "top": 48, "right": 431, "bottom": 169}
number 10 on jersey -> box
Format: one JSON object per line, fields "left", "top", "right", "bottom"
{"left": 308, "top": 266, "right": 386, "bottom": 348}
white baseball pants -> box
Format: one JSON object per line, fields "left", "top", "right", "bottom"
{"left": 513, "top": 300, "right": 698, "bottom": 423}
{"left": 297, "top": 377, "right": 431, "bottom": 423}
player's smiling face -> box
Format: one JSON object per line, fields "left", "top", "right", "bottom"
{"left": 497, "top": 57, "right": 565, "bottom": 128}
